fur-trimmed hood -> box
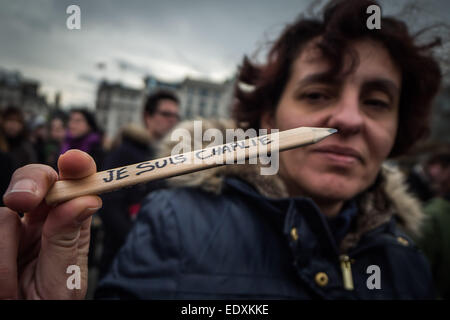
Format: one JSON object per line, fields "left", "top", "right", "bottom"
{"left": 110, "top": 123, "right": 151, "bottom": 150}
{"left": 157, "top": 119, "right": 424, "bottom": 251}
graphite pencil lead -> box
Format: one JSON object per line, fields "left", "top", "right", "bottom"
{"left": 313, "top": 127, "right": 338, "bottom": 143}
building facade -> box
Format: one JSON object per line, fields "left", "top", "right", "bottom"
{"left": 96, "top": 81, "right": 144, "bottom": 140}
{"left": 144, "top": 75, "right": 235, "bottom": 120}
{"left": 0, "top": 68, "right": 49, "bottom": 120}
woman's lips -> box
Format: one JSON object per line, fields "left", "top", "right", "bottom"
{"left": 311, "top": 145, "right": 363, "bottom": 165}
{"left": 315, "top": 151, "right": 359, "bottom": 165}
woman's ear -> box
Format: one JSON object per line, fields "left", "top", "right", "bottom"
{"left": 260, "top": 110, "right": 275, "bottom": 133}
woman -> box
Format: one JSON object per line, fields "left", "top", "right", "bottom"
{"left": 0, "top": 0, "right": 442, "bottom": 299}
{"left": 45, "top": 112, "right": 68, "bottom": 169}
{"left": 61, "top": 108, "right": 105, "bottom": 169}
{"left": 95, "top": 0, "right": 441, "bottom": 299}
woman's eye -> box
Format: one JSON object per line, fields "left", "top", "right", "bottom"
{"left": 365, "top": 99, "right": 390, "bottom": 109}
{"left": 301, "top": 92, "right": 329, "bottom": 102}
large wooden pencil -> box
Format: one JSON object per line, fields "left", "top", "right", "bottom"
{"left": 45, "top": 126, "right": 337, "bottom": 205}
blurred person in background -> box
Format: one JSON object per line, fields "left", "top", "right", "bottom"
{"left": 406, "top": 153, "right": 449, "bottom": 203}
{"left": 61, "top": 108, "right": 105, "bottom": 278}
{"left": 142, "top": 89, "right": 181, "bottom": 141}
{"left": 0, "top": 106, "right": 37, "bottom": 170}
{"left": 419, "top": 152, "right": 450, "bottom": 299}
{"left": 61, "top": 108, "right": 105, "bottom": 169}
{"left": 0, "top": 150, "right": 14, "bottom": 206}
{"left": 98, "top": 90, "right": 180, "bottom": 281}
{"left": 0, "top": 112, "right": 13, "bottom": 206}
{"left": 45, "top": 112, "right": 67, "bottom": 169}
{"left": 29, "top": 115, "right": 48, "bottom": 165}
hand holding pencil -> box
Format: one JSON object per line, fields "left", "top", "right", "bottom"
{"left": 0, "top": 150, "right": 101, "bottom": 299}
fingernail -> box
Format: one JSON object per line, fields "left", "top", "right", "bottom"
{"left": 86, "top": 207, "right": 102, "bottom": 212}
{"left": 76, "top": 206, "right": 102, "bottom": 224}
{"left": 9, "top": 179, "right": 38, "bottom": 195}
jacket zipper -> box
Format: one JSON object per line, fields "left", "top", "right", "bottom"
{"left": 340, "top": 255, "right": 354, "bottom": 290}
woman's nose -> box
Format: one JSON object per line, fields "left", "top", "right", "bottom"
{"left": 327, "top": 92, "right": 364, "bottom": 136}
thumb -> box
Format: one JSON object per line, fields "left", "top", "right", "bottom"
{"left": 35, "top": 195, "right": 102, "bottom": 299}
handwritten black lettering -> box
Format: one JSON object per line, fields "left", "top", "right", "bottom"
{"left": 116, "top": 167, "right": 129, "bottom": 180}
{"left": 169, "top": 154, "right": 187, "bottom": 165}
{"left": 211, "top": 147, "right": 222, "bottom": 156}
{"left": 259, "top": 136, "right": 272, "bottom": 145}
{"left": 155, "top": 159, "right": 167, "bottom": 169}
{"left": 196, "top": 149, "right": 212, "bottom": 160}
{"left": 136, "top": 161, "right": 155, "bottom": 175}
{"left": 173, "top": 154, "right": 187, "bottom": 164}
{"left": 233, "top": 141, "right": 248, "bottom": 150}
{"left": 103, "top": 170, "right": 115, "bottom": 183}
{"left": 222, "top": 145, "right": 232, "bottom": 154}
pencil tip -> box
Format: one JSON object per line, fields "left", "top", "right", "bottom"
{"left": 328, "top": 128, "right": 338, "bottom": 134}
{"left": 312, "top": 127, "right": 338, "bottom": 143}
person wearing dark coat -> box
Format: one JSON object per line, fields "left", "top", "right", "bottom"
{"left": 418, "top": 153, "right": 450, "bottom": 299}
{"left": 60, "top": 108, "right": 105, "bottom": 272}
{"left": 61, "top": 108, "right": 105, "bottom": 170}
{"left": 94, "top": 0, "right": 442, "bottom": 299}
{"left": 0, "top": 106, "right": 37, "bottom": 170}
{"left": 98, "top": 124, "right": 158, "bottom": 279}
{"left": 45, "top": 112, "right": 67, "bottom": 169}
{"left": 97, "top": 90, "right": 180, "bottom": 281}
{"left": 406, "top": 153, "right": 450, "bottom": 204}
{"left": 95, "top": 120, "right": 434, "bottom": 299}
{"left": 0, "top": 151, "right": 14, "bottom": 206}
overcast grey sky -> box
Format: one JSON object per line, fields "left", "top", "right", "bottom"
{"left": 0, "top": 0, "right": 448, "bottom": 109}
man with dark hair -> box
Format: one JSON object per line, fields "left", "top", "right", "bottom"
{"left": 143, "top": 90, "right": 180, "bottom": 141}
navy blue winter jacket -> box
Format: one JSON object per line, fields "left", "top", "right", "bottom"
{"left": 95, "top": 171, "right": 435, "bottom": 299}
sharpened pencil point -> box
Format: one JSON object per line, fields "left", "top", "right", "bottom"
{"left": 312, "top": 128, "right": 338, "bottom": 143}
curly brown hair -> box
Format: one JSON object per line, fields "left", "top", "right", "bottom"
{"left": 233, "top": 0, "right": 442, "bottom": 157}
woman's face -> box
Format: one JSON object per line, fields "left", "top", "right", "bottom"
{"left": 3, "top": 117, "right": 24, "bottom": 138}
{"left": 68, "top": 112, "right": 90, "bottom": 138}
{"left": 50, "top": 118, "right": 66, "bottom": 142}
{"left": 262, "top": 39, "right": 401, "bottom": 215}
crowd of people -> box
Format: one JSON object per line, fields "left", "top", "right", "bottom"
{"left": 0, "top": 0, "right": 449, "bottom": 300}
